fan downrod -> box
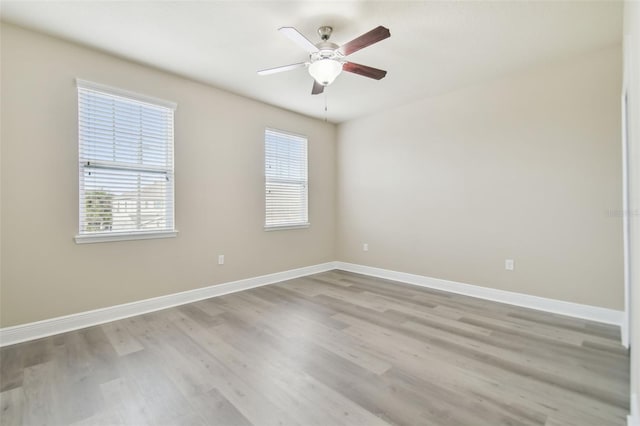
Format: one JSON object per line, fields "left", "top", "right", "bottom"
{"left": 317, "top": 26, "right": 333, "bottom": 41}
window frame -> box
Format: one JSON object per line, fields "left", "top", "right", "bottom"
{"left": 264, "top": 128, "right": 310, "bottom": 231}
{"left": 74, "top": 79, "right": 178, "bottom": 244}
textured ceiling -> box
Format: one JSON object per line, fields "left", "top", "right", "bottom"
{"left": 1, "top": 1, "right": 623, "bottom": 123}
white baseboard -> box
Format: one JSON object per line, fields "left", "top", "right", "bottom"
{"left": 335, "top": 262, "right": 624, "bottom": 328}
{"left": 1, "top": 260, "right": 625, "bottom": 347}
{"left": 0, "top": 262, "right": 338, "bottom": 347}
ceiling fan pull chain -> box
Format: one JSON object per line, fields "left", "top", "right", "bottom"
{"left": 324, "top": 91, "right": 328, "bottom": 122}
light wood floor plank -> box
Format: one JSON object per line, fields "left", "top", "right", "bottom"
{"left": 0, "top": 270, "right": 629, "bottom": 425}
{"left": 101, "top": 323, "right": 144, "bottom": 357}
{"left": 0, "top": 387, "right": 24, "bottom": 426}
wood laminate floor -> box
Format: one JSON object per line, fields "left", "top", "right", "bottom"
{"left": 0, "top": 270, "right": 630, "bottom": 426}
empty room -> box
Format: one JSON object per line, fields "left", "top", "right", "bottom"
{"left": 1, "top": 1, "right": 639, "bottom": 425}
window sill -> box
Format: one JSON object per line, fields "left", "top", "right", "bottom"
{"left": 75, "top": 230, "right": 178, "bottom": 244}
{"left": 264, "top": 223, "right": 310, "bottom": 231}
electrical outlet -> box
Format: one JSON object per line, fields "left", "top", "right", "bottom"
{"left": 505, "top": 259, "right": 514, "bottom": 271}
{"left": 218, "top": 255, "right": 225, "bottom": 265}
{"left": 363, "top": 243, "right": 369, "bottom": 252}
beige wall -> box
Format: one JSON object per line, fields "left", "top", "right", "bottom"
{"left": 0, "top": 23, "right": 337, "bottom": 327}
{"left": 337, "top": 45, "right": 624, "bottom": 310}
{"left": 624, "top": 0, "right": 640, "bottom": 420}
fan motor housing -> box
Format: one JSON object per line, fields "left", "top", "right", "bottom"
{"left": 313, "top": 42, "right": 341, "bottom": 59}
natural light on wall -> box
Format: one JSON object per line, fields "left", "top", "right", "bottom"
{"left": 75, "top": 79, "right": 177, "bottom": 243}
{"left": 264, "top": 128, "right": 309, "bottom": 230}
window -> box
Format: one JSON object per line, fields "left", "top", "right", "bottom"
{"left": 265, "top": 128, "right": 309, "bottom": 230}
{"left": 75, "top": 79, "right": 177, "bottom": 243}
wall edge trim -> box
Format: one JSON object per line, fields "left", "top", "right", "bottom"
{"left": 629, "top": 393, "right": 639, "bottom": 426}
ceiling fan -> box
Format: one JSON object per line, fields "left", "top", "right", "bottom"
{"left": 258, "top": 25, "right": 390, "bottom": 95}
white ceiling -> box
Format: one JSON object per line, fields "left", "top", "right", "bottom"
{"left": 1, "top": 1, "right": 623, "bottom": 123}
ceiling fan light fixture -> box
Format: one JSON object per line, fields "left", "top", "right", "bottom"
{"left": 308, "top": 59, "right": 343, "bottom": 86}
{"left": 258, "top": 25, "right": 390, "bottom": 95}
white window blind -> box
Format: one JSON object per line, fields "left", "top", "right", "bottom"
{"left": 76, "top": 79, "right": 176, "bottom": 243}
{"left": 265, "top": 129, "right": 309, "bottom": 229}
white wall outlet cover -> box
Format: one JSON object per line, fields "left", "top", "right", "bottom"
{"left": 363, "top": 243, "right": 369, "bottom": 252}
{"left": 505, "top": 259, "right": 514, "bottom": 271}
{"left": 218, "top": 255, "right": 225, "bottom": 265}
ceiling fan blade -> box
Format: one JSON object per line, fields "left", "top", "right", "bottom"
{"left": 339, "top": 26, "right": 390, "bottom": 56}
{"left": 278, "top": 27, "right": 319, "bottom": 53}
{"left": 257, "top": 62, "right": 307, "bottom": 76}
{"left": 311, "top": 80, "right": 324, "bottom": 95}
{"left": 343, "top": 62, "right": 387, "bottom": 80}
